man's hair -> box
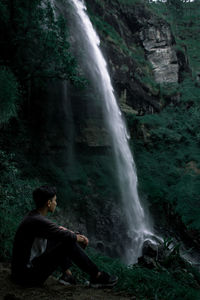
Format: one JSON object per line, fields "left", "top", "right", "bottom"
{"left": 32, "top": 185, "right": 57, "bottom": 209}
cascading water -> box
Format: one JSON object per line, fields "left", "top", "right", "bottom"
{"left": 67, "top": 0, "right": 156, "bottom": 264}
{"left": 53, "top": 0, "right": 157, "bottom": 263}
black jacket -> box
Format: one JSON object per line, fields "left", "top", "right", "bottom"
{"left": 11, "top": 209, "right": 77, "bottom": 275}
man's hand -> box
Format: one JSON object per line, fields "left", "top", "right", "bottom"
{"left": 59, "top": 226, "right": 68, "bottom": 231}
{"left": 59, "top": 226, "right": 89, "bottom": 248}
{"left": 76, "top": 234, "right": 89, "bottom": 249}
{"left": 59, "top": 226, "right": 74, "bottom": 234}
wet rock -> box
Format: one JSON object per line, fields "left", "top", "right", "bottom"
{"left": 139, "top": 22, "right": 179, "bottom": 83}
{"left": 142, "top": 240, "right": 166, "bottom": 259}
{"left": 75, "top": 119, "right": 110, "bottom": 147}
{"left": 142, "top": 240, "right": 158, "bottom": 258}
{"left": 138, "top": 240, "right": 170, "bottom": 269}
{"left": 96, "top": 241, "right": 105, "bottom": 252}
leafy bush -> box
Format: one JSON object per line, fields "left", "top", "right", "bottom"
{"left": 0, "top": 67, "right": 20, "bottom": 125}
{"left": 0, "top": 0, "right": 85, "bottom": 90}
{"left": 71, "top": 247, "right": 200, "bottom": 299}
{"left": 127, "top": 96, "right": 200, "bottom": 231}
{"left": 0, "top": 150, "right": 41, "bottom": 259}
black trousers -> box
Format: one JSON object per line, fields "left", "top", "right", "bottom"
{"left": 15, "top": 239, "right": 99, "bottom": 286}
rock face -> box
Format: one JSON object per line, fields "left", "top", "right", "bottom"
{"left": 86, "top": 1, "right": 189, "bottom": 114}
{"left": 86, "top": 0, "right": 162, "bottom": 114}
{"left": 139, "top": 23, "right": 179, "bottom": 83}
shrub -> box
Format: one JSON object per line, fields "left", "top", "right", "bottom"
{"left": 71, "top": 247, "right": 200, "bottom": 299}
{"left": 0, "top": 67, "right": 20, "bottom": 125}
{"left": 0, "top": 150, "right": 40, "bottom": 259}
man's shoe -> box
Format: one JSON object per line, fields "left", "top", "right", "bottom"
{"left": 59, "top": 273, "right": 76, "bottom": 286}
{"left": 90, "top": 271, "right": 118, "bottom": 288}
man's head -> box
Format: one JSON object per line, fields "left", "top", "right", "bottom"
{"left": 33, "top": 185, "right": 57, "bottom": 212}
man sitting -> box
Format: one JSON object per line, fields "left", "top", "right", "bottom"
{"left": 11, "top": 185, "right": 118, "bottom": 288}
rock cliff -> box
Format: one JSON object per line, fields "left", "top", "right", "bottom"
{"left": 86, "top": 0, "right": 188, "bottom": 114}
{"left": 139, "top": 22, "right": 178, "bottom": 83}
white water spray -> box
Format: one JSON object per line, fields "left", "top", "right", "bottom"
{"left": 57, "top": 0, "right": 157, "bottom": 263}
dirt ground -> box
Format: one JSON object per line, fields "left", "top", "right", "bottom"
{"left": 0, "top": 263, "right": 134, "bottom": 300}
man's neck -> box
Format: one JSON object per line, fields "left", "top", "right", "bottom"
{"left": 38, "top": 207, "right": 48, "bottom": 216}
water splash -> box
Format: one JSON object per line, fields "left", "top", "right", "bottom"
{"left": 55, "top": 0, "right": 157, "bottom": 263}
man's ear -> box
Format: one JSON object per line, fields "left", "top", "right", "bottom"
{"left": 47, "top": 200, "right": 51, "bottom": 207}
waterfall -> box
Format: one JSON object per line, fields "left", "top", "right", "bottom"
{"left": 53, "top": 0, "right": 156, "bottom": 263}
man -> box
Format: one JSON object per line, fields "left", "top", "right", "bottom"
{"left": 11, "top": 185, "right": 118, "bottom": 288}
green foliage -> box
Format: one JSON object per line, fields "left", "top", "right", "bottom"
{"left": 0, "top": 67, "right": 20, "bottom": 125}
{"left": 37, "top": 160, "right": 77, "bottom": 208}
{"left": 170, "top": 174, "right": 200, "bottom": 229}
{"left": 65, "top": 151, "right": 120, "bottom": 215}
{"left": 121, "top": 0, "right": 200, "bottom": 234}
{"left": 71, "top": 247, "right": 200, "bottom": 299}
{"left": 88, "top": 8, "right": 154, "bottom": 91}
{"left": 179, "top": 78, "right": 200, "bottom": 104}
{"left": 0, "top": 0, "right": 85, "bottom": 88}
{"left": 128, "top": 94, "right": 200, "bottom": 231}
{"left": 89, "top": 14, "right": 129, "bottom": 55}
{"left": 124, "top": 0, "right": 200, "bottom": 234}
{"left": 0, "top": 150, "right": 40, "bottom": 259}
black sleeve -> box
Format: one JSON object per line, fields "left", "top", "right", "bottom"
{"left": 31, "top": 215, "right": 77, "bottom": 242}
